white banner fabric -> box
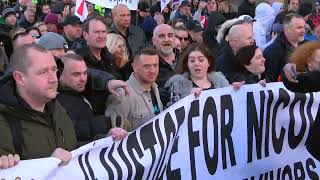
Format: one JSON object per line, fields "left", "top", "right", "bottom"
{"left": 1, "top": 83, "right": 320, "bottom": 179}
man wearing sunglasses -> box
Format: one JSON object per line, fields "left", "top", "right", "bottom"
{"left": 174, "top": 25, "right": 190, "bottom": 51}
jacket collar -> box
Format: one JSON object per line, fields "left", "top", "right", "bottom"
{"left": 128, "top": 73, "right": 158, "bottom": 95}
{"left": 110, "top": 23, "right": 133, "bottom": 37}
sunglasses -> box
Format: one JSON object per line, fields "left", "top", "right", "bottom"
{"left": 176, "top": 35, "right": 189, "bottom": 41}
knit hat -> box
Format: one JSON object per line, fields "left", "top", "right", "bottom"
{"left": 180, "top": 0, "right": 191, "bottom": 7}
{"left": 44, "top": 13, "right": 59, "bottom": 25}
{"left": 2, "top": 8, "right": 15, "bottom": 19}
{"left": 306, "top": 13, "right": 320, "bottom": 30}
{"left": 38, "top": 32, "right": 68, "bottom": 50}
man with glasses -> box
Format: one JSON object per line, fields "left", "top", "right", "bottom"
{"left": 174, "top": 25, "right": 190, "bottom": 51}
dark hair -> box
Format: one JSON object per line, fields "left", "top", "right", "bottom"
{"left": 235, "top": 44, "right": 258, "bottom": 72}
{"left": 134, "top": 47, "right": 158, "bottom": 62}
{"left": 10, "top": 44, "right": 48, "bottom": 73}
{"left": 61, "top": 53, "right": 84, "bottom": 62}
{"left": 283, "top": 13, "right": 303, "bottom": 27}
{"left": 26, "top": 26, "right": 41, "bottom": 38}
{"left": 176, "top": 43, "right": 215, "bottom": 74}
{"left": 82, "top": 14, "right": 107, "bottom": 32}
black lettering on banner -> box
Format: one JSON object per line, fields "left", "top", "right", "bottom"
{"left": 152, "top": 119, "right": 165, "bottom": 180}
{"left": 277, "top": 167, "right": 282, "bottom": 179}
{"left": 272, "top": 88, "right": 290, "bottom": 154}
{"left": 84, "top": 151, "right": 97, "bottom": 180}
{"left": 288, "top": 93, "right": 307, "bottom": 149}
{"left": 166, "top": 137, "right": 181, "bottom": 179}
{"left": 202, "top": 97, "right": 219, "bottom": 175}
{"left": 99, "top": 147, "right": 114, "bottom": 179}
{"left": 117, "top": 141, "right": 133, "bottom": 179}
{"left": 293, "top": 161, "right": 305, "bottom": 180}
{"left": 306, "top": 158, "right": 319, "bottom": 179}
{"left": 220, "top": 95, "right": 236, "bottom": 169}
{"left": 126, "top": 131, "right": 145, "bottom": 179}
{"left": 78, "top": 154, "right": 89, "bottom": 180}
{"left": 306, "top": 93, "right": 315, "bottom": 126}
{"left": 147, "top": 119, "right": 159, "bottom": 179}
{"left": 106, "top": 144, "right": 123, "bottom": 179}
{"left": 265, "top": 90, "right": 274, "bottom": 158}
{"left": 188, "top": 100, "right": 200, "bottom": 179}
{"left": 282, "top": 165, "right": 293, "bottom": 179}
{"left": 156, "top": 107, "right": 185, "bottom": 179}
{"left": 139, "top": 121, "right": 157, "bottom": 178}
{"left": 247, "top": 91, "right": 265, "bottom": 163}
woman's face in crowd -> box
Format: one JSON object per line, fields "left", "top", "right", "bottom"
{"left": 188, "top": 50, "right": 210, "bottom": 79}
{"left": 245, "top": 48, "right": 265, "bottom": 75}
{"left": 114, "top": 39, "right": 126, "bottom": 60}
{"left": 28, "top": 29, "right": 40, "bottom": 39}
{"left": 207, "top": 0, "right": 218, "bottom": 12}
{"left": 307, "top": 49, "right": 320, "bottom": 71}
{"left": 38, "top": 24, "right": 48, "bottom": 35}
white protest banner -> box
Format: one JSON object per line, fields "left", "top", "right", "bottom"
{"left": 85, "top": 0, "right": 138, "bottom": 10}
{"left": 1, "top": 83, "right": 320, "bottom": 179}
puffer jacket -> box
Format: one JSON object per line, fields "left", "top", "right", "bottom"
{"left": 0, "top": 75, "right": 77, "bottom": 159}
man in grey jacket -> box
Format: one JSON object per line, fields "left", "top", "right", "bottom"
{"left": 105, "top": 47, "right": 163, "bottom": 131}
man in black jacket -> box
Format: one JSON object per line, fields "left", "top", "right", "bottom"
{"left": 75, "top": 14, "right": 118, "bottom": 78}
{"left": 58, "top": 54, "right": 128, "bottom": 145}
{"left": 110, "top": 4, "right": 146, "bottom": 58}
{"left": 263, "top": 13, "right": 305, "bottom": 82}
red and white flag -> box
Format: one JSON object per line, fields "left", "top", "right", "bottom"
{"left": 74, "top": 0, "right": 88, "bottom": 22}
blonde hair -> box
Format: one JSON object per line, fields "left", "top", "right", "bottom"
{"left": 106, "top": 33, "right": 129, "bottom": 68}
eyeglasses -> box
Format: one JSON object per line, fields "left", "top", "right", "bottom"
{"left": 176, "top": 35, "right": 189, "bottom": 41}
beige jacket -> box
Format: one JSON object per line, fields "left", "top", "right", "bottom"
{"left": 105, "top": 74, "right": 163, "bottom": 131}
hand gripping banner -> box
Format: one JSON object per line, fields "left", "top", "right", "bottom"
{"left": 1, "top": 83, "right": 320, "bottom": 179}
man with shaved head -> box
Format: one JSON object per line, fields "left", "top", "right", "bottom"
{"left": 215, "top": 23, "right": 254, "bottom": 81}
{"left": 110, "top": 4, "right": 146, "bottom": 57}
{"left": 152, "top": 24, "right": 179, "bottom": 105}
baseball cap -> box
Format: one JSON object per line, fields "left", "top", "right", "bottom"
{"left": 38, "top": 32, "right": 68, "bottom": 50}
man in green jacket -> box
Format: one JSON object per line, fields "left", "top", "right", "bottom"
{"left": 0, "top": 44, "right": 77, "bottom": 169}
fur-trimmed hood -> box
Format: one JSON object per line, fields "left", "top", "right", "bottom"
{"left": 165, "top": 71, "right": 230, "bottom": 101}
{"left": 216, "top": 18, "right": 238, "bottom": 44}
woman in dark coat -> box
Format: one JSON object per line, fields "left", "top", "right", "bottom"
{"left": 230, "top": 44, "right": 268, "bottom": 85}
{"left": 282, "top": 41, "right": 320, "bottom": 161}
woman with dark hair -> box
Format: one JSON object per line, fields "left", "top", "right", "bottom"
{"left": 26, "top": 26, "right": 41, "bottom": 39}
{"left": 165, "top": 43, "right": 239, "bottom": 106}
{"left": 231, "top": 44, "right": 267, "bottom": 85}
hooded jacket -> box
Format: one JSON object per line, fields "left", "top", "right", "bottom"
{"left": 165, "top": 71, "right": 230, "bottom": 106}
{"left": 0, "top": 75, "right": 77, "bottom": 159}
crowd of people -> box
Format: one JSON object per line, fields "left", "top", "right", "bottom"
{"left": 0, "top": 0, "right": 320, "bottom": 171}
